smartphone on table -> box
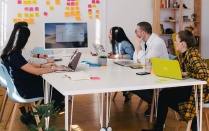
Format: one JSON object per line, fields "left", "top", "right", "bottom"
{"left": 136, "top": 72, "right": 150, "bottom": 75}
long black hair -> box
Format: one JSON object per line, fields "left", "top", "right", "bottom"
{"left": 110, "top": 26, "right": 134, "bottom": 54}
{"left": 1, "top": 22, "right": 30, "bottom": 60}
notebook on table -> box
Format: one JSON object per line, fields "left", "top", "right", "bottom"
{"left": 150, "top": 57, "right": 188, "bottom": 80}
{"left": 113, "top": 60, "right": 141, "bottom": 67}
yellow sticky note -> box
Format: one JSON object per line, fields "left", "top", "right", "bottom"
{"left": 75, "top": 11, "right": 80, "bottom": 16}
{"left": 100, "top": 66, "right": 107, "bottom": 68}
{"left": 23, "top": 19, "right": 29, "bottom": 23}
{"left": 13, "top": 19, "right": 18, "bottom": 23}
{"left": 89, "top": 16, "right": 93, "bottom": 19}
{"left": 88, "top": 11, "right": 92, "bottom": 15}
{"left": 66, "top": 7, "right": 70, "bottom": 10}
{"left": 28, "top": 19, "right": 34, "bottom": 24}
{"left": 75, "top": 2, "right": 79, "bottom": 6}
{"left": 24, "top": 13, "right": 29, "bottom": 17}
{"left": 50, "top": 6, "right": 54, "bottom": 10}
{"left": 69, "top": 12, "right": 75, "bottom": 16}
{"left": 75, "top": 17, "right": 81, "bottom": 21}
{"left": 96, "top": 10, "right": 100, "bottom": 14}
{"left": 28, "top": 0, "right": 32, "bottom": 4}
{"left": 30, "top": 14, "right": 34, "bottom": 18}
{"left": 95, "top": 15, "right": 99, "bottom": 19}
{"left": 75, "top": 7, "right": 80, "bottom": 10}
{"left": 23, "top": 1, "right": 28, "bottom": 4}
{"left": 46, "top": 1, "right": 50, "bottom": 5}
{"left": 92, "top": 4, "right": 96, "bottom": 8}
{"left": 18, "top": 13, "right": 22, "bottom": 18}
{"left": 35, "top": 12, "right": 39, "bottom": 17}
{"left": 55, "top": 0, "right": 60, "bottom": 5}
{"left": 33, "top": 0, "right": 37, "bottom": 4}
{"left": 65, "top": 12, "right": 70, "bottom": 17}
{"left": 71, "top": 7, "right": 74, "bottom": 11}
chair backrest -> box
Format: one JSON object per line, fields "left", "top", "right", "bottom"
{"left": 172, "top": 33, "right": 180, "bottom": 57}
{"left": 0, "top": 63, "right": 43, "bottom": 103}
{"left": 33, "top": 47, "right": 54, "bottom": 55}
{"left": 0, "top": 63, "right": 7, "bottom": 89}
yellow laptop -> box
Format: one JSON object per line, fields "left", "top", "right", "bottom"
{"left": 150, "top": 57, "right": 187, "bottom": 80}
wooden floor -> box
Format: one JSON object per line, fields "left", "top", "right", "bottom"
{"left": 0, "top": 91, "right": 208, "bottom": 131}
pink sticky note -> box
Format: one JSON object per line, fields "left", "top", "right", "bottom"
{"left": 35, "top": 7, "right": 39, "bottom": 11}
{"left": 67, "top": 2, "right": 71, "bottom": 6}
{"left": 92, "top": 0, "right": 95, "bottom": 4}
{"left": 88, "top": 4, "right": 92, "bottom": 8}
{"left": 29, "top": 7, "right": 33, "bottom": 11}
{"left": 24, "top": 7, "right": 29, "bottom": 11}
{"left": 96, "top": 0, "right": 100, "bottom": 4}
{"left": 44, "top": 12, "right": 48, "bottom": 16}
{"left": 18, "top": 0, "right": 22, "bottom": 4}
{"left": 91, "top": 77, "right": 100, "bottom": 80}
{"left": 71, "top": 2, "right": 75, "bottom": 6}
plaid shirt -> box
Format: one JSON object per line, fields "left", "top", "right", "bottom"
{"left": 176, "top": 47, "right": 209, "bottom": 121}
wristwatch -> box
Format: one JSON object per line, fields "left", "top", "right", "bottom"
{"left": 51, "top": 66, "right": 55, "bottom": 72}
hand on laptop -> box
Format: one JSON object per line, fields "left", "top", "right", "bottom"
{"left": 41, "top": 63, "right": 58, "bottom": 68}
{"left": 56, "top": 66, "right": 72, "bottom": 72}
{"left": 182, "top": 72, "right": 188, "bottom": 77}
{"left": 46, "top": 57, "right": 54, "bottom": 63}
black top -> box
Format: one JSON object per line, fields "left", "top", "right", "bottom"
{"left": 5, "top": 51, "right": 43, "bottom": 98}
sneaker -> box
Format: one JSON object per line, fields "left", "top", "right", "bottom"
{"left": 124, "top": 93, "right": 131, "bottom": 103}
{"left": 20, "top": 112, "right": 34, "bottom": 125}
{"left": 144, "top": 108, "right": 151, "bottom": 116}
{"left": 191, "top": 116, "right": 197, "bottom": 131}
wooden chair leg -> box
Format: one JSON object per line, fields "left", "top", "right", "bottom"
{"left": 186, "top": 119, "right": 192, "bottom": 131}
{"left": 150, "top": 89, "right": 156, "bottom": 123}
{"left": 7, "top": 103, "right": 19, "bottom": 131}
{"left": 173, "top": 110, "right": 179, "bottom": 121}
{"left": 135, "top": 99, "right": 143, "bottom": 113}
{"left": 205, "top": 112, "right": 209, "bottom": 131}
{"left": 3, "top": 102, "right": 15, "bottom": 129}
{"left": 31, "top": 102, "right": 42, "bottom": 131}
{"left": 175, "top": 120, "right": 182, "bottom": 131}
{"left": 0, "top": 92, "right": 8, "bottom": 122}
{"left": 112, "top": 92, "right": 118, "bottom": 100}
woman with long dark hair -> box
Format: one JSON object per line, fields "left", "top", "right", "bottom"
{"left": 1, "top": 22, "right": 69, "bottom": 127}
{"left": 108, "top": 26, "right": 135, "bottom": 60}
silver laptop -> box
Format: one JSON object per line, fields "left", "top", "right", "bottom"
{"left": 56, "top": 49, "right": 81, "bottom": 72}
{"left": 92, "top": 43, "right": 107, "bottom": 56}
{"left": 113, "top": 60, "right": 141, "bottom": 67}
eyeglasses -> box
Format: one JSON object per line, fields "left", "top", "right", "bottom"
{"left": 135, "top": 30, "right": 142, "bottom": 33}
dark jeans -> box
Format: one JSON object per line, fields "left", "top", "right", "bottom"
{"left": 19, "top": 76, "right": 64, "bottom": 109}
{"left": 131, "top": 89, "right": 153, "bottom": 104}
{"left": 155, "top": 86, "right": 192, "bottom": 130}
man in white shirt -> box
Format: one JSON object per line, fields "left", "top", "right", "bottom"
{"left": 131, "top": 22, "right": 169, "bottom": 116}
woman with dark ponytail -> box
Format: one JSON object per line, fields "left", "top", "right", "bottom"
{"left": 142, "top": 26, "right": 209, "bottom": 131}
{"left": 1, "top": 22, "right": 69, "bottom": 127}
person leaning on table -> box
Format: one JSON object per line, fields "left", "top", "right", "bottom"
{"left": 142, "top": 26, "right": 209, "bottom": 131}
{"left": 10, "top": 22, "right": 54, "bottom": 65}
{"left": 0, "top": 22, "right": 70, "bottom": 127}
{"left": 130, "top": 22, "right": 169, "bottom": 116}
{"left": 108, "top": 26, "right": 135, "bottom": 103}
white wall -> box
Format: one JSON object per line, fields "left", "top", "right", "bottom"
{"left": 201, "top": 0, "right": 209, "bottom": 59}
{"left": 2, "top": 0, "right": 153, "bottom": 54}
{"left": 106, "top": 0, "right": 153, "bottom": 51}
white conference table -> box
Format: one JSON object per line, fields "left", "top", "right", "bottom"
{"left": 42, "top": 55, "right": 206, "bottom": 131}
